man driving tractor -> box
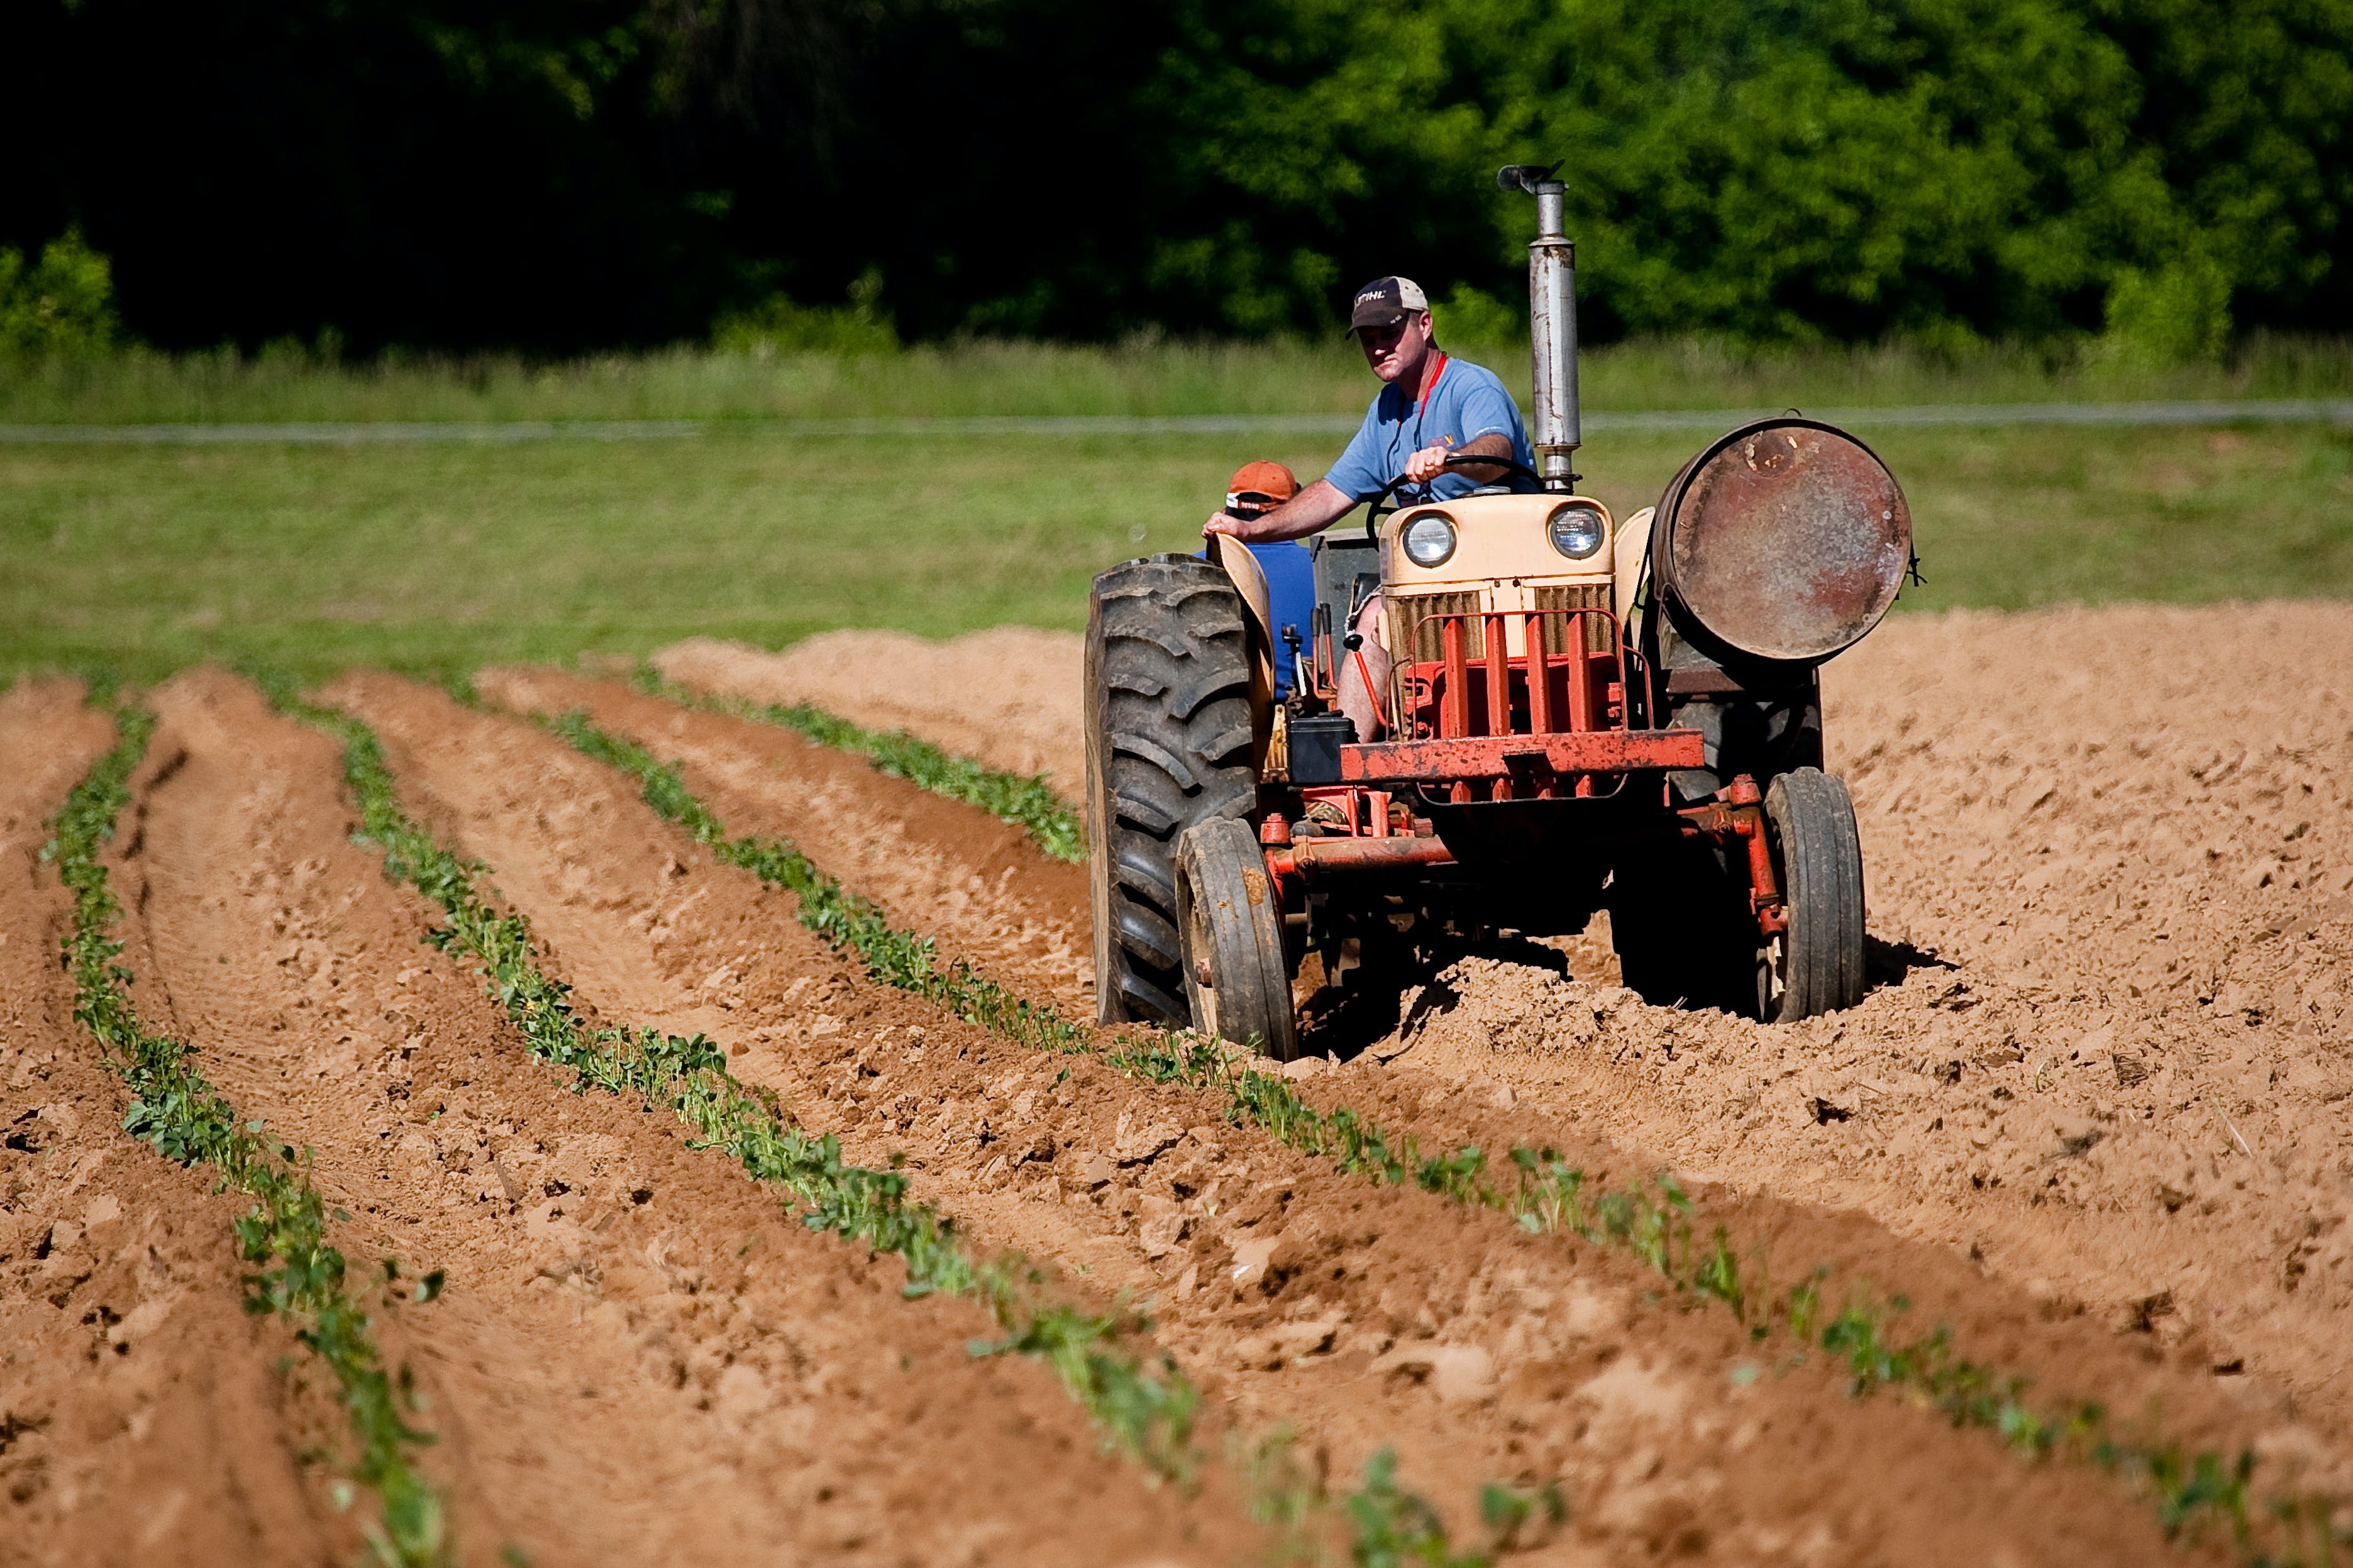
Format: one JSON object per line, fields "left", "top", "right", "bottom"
{"left": 1204, "top": 275, "right": 1537, "bottom": 740}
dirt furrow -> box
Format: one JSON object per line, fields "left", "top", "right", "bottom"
{"left": 480, "top": 665, "right": 1090, "bottom": 1014}
{"left": 0, "top": 679, "right": 350, "bottom": 1567}
{"left": 335, "top": 668, "right": 2238, "bottom": 1566}
{"left": 1393, "top": 604, "right": 2353, "bottom": 1446}
{"left": 528, "top": 663, "right": 2342, "bottom": 1496}
{"left": 655, "top": 630, "right": 1085, "bottom": 798}
{"left": 657, "top": 609, "right": 2353, "bottom": 1460}
{"left": 123, "top": 669, "right": 1243, "bottom": 1568}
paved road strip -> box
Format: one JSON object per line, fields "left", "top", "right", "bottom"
{"left": 4, "top": 398, "right": 2350, "bottom": 444}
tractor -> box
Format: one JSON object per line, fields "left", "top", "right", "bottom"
{"left": 1085, "top": 163, "right": 1913, "bottom": 1058}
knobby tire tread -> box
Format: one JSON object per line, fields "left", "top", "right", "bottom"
{"left": 1087, "top": 554, "right": 1258, "bottom": 1026}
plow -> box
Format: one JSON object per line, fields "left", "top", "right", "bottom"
{"left": 1088, "top": 163, "right": 1915, "bottom": 1055}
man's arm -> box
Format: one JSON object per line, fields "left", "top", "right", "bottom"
{"left": 1402, "top": 429, "right": 1515, "bottom": 486}
{"left": 1202, "top": 477, "right": 1358, "bottom": 544}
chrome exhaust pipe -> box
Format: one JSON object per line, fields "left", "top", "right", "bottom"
{"left": 1499, "top": 163, "right": 1578, "bottom": 490}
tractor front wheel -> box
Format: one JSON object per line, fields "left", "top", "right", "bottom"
{"left": 1759, "top": 768, "right": 1866, "bottom": 1021}
{"left": 1174, "top": 817, "right": 1299, "bottom": 1059}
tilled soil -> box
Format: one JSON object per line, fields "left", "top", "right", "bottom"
{"left": 362, "top": 671, "right": 2244, "bottom": 1564}
{"left": 480, "top": 665, "right": 1092, "bottom": 1015}
{"left": 655, "top": 628, "right": 1087, "bottom": 799}
{"left": 0, "top": 680, "right": 350, "bottom": 1568}
{"left": 12, "top": 595, "right": 2347, "bottom": 1562}
{"left": 655, "top": 606, "right": 2353, "bottom": 1498}
{"left": 113, "top": 668, "right": 1247, "bottom": 1568}
{"left": 1393, "top": 604, "right": 2353, "bottom": 1450}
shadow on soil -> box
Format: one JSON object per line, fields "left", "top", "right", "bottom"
{"left": 1300, "top": 930, "right": 1957, "bottom": 1064}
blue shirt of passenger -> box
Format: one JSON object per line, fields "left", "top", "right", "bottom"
{"left": 1322, "top": 353, "right": 1537, "bottom": 505}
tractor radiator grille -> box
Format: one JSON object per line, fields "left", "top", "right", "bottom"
{"left": 1388, "top": 592, "right": 1486, "bottom": 663}
{"left": 1531, "top": 583, "right": 1614, "bottom": 653}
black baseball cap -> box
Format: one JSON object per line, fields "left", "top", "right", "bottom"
{"left": 1345, "top": 275, "right": 1431, "bottom": 338}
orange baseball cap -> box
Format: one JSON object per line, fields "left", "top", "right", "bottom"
{"left": 1226, "top": 460, "right": 1299, "bottom": 508}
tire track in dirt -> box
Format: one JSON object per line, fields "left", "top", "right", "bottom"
{"left": 663, "top": 608, "right": 2353, "bottom": 1468}
{"left": 126, "top": 669, "right": 1244, "bottom": 1568}
{"left": 336, "top": 670, "right": 2235, "bottom": 1566}
{"left": 0, "top": 679, "right": 350, "bottom": 1567}
{"left": 575, "top": 657, "right": 2349, "bottom": 1521}
{"left": 480, "top": 666, "right": 1091, "bottom": 1015}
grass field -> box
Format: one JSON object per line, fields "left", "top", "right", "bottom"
{"left": 8, "top": 332, "right": 2353, "bottom": 424}
{"left": 8, "top": 413, "right": 2348, "bottom": 688}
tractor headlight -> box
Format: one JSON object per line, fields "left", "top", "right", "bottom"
{"left": 1399, "top": 511, "right": 1458, "bottom": 568}
{"left": 1547, "top": 502, "right": 1607, "bottom": 561}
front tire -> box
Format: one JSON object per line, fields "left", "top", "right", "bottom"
{"left": 1760, "top": 768, "right": 1866, "bottom": 1021}
{"left": 1085, "top": 555, "right": 1259, "bottom": 1027}
{"left": 1175, "top": 817, "right": 1298, "bottom": 1059}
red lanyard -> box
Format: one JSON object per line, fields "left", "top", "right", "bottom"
{"left": 1404, "top": 352, "right": 1451, "bottom": 476}
{"left": 1415, "top": 352, "right": 1450, "bottom": 421}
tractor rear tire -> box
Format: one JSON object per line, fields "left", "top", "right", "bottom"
{"left": 1085, "top": 555, "right": 1260, "bottom": 1028}
{"left": 1761, "top": 768, "right": 1866, "bottom": 1021}
{"left": 1175, "top": 817, "right": 1298, "bottom": 1059}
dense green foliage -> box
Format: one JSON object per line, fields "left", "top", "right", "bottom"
{"left": 0, "top": 231, "right": 117, "bottom": 358}
{"left": 6, "top": 0, "right": 2347, "bottom": 351}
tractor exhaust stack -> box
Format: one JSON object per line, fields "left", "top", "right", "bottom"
{"left": 1499, "top": 163, "right": 1578, "bottom": 490}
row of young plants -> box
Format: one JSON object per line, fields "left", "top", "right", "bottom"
{"left": 538, "top": 703, "right": 2342, "bottom": 1567}
{"left": 632, "top": 665, "right": 1085, "bottom": 863}
{"left": 45, "top": 705, "right": 449, "bottom": 1568}
{"left": 287, "top": 690, "right": 1523, "bottom": 1564}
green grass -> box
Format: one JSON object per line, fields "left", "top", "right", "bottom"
{"left": 5, "top": 419, "right": 2348, "bottom": 689}
{"left": 8, "top": 333, "right": 2353, "bottom": 424}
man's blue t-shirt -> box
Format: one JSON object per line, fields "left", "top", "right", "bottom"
{"left": 1323, "top": 354, "right": 1537, "bottom": 505}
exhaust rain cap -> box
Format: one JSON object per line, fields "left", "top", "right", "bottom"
{"left": 1651, "top": 419, "right": 1912, "bottom": 668}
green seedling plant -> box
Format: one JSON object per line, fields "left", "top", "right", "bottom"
{"left": 45, "top": 705, "right": 448, "bottom": 1568}
{"left": 277, "top": 689, "right": 1529, "bottom": 1562}
{"left": 632, "top": 665, "right": 1085, "bottom": 863}
{"left": 531, "top": 708, "right": 2352, "bottom": 1565}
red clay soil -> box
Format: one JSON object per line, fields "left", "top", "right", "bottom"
{"left": 655, "top": 629, "right": 1087, "bottom": 799}
{"left": 0, "top": 678, "right": 350, "bottom": 1568}
{"left": 334, "top": 669, "right": 2240, "bottom": 1566}
{"left": 113, "top": 668, "right": 1251, "bottom": 1568}
{"left": 653, "top": 607, "right": 2353, "bottom": 1488}
{"left": 479, "top": 664, "right": 1092, "bottom": 1015}
{"left": 602, "top": 640, "right": 2353, "bottom": 1506}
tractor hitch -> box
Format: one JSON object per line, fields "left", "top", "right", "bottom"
{"left": 1676, "top": 774, "right": 1789, "bottom": 935}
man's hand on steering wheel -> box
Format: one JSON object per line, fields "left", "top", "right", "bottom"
{"left": 1402, "top": 441, "right": 1460, "bottom": 486}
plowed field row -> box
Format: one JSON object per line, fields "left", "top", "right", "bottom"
{"left": 648, "top": 613, "right": 2353, "bottom": 1443}
{"left": 9, "top": 597, "right": 2347, "bottom": 1564}
{"left": 462, "top": 665, "right": 2287, "bottom": 1561}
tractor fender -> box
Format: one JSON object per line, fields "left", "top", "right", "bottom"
{"left": 1614, "top": 505, "right": 1654, "bottom": 646}
{"left": 1205, "top": 533, "right": 1278, "bottom": 770}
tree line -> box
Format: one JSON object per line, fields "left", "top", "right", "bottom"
{"left": 4, "top": 0, "right": 2347, "bottom": 355}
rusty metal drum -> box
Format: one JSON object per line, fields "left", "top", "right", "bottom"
{"left": 1649, "top": 419, "right": 1912, "bottom": 667}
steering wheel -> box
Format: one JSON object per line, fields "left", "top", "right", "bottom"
{"left": 1362, "top": 453, "right": 1546, "bottom": 541}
